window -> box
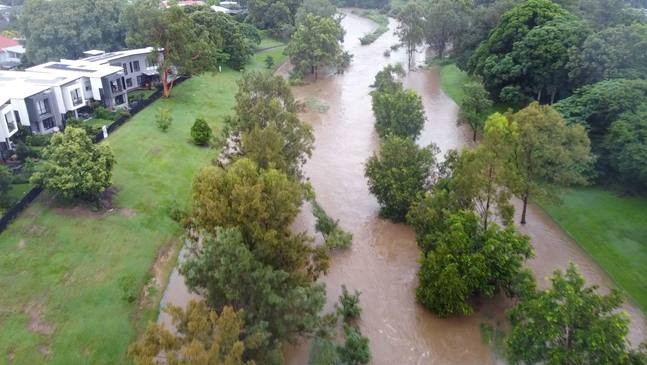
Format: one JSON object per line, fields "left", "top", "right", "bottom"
{"left": 126, "top": 78, "right": 133, "bottom": 88}
{"left": 129, "top": 62, "right": 133, "bottom": 73}
{"left": 4, "top": 111, "right": 16, "bottom": 133}
{"left": 85, "top": 81, "right": 92, "bottom": 92}
{"left": 122, "top": 63, "right": 128, "bottom": 75}
{"left": 133, "top": 61, "right": 140, "bottom": 72}
{"left": 37, "top": 98, "right": 51, "bottom": 115}
{"left": 115, "top": 94, "right": 125, "bottom": 105}
{"left": 136, "top": 75, "right": 144, "bottom": 86}
{"left": 70, "top": 89, "right": 82, "bottom": 106}
{"left": 42, "top": 117, "right": 55, "bottom": 130}
{"left": 13, "top": 111, "right": 21, "bottom": 125}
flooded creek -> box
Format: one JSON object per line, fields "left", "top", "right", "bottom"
{"left": 158, "top": 11, "right": 646, "bottom": 364}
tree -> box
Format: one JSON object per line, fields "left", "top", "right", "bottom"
{"left": 227, "top": 71, "right": 314, "bottom": 178}
{"left": 181, "top": 228, "right": 326, "bottom": 362}
{"left": 371, "top": 64, "right": 405, "bottom": 94}
{"left": 337, "top": 325, "right": 371, "bottom": 365}
{"left": 416, "top": 211, "right": 533, "bottom": 317}
{"left": 21, "top": 0, "right": 125, "bottom": 64}
{"left": 31, "top": 127, "right": 115, "bottom": 201}
{"left": 191, "top": 118, "right": 212, "bottom": 146}
{"left": 0, "top": 165, "right": 12, "bottom": 208}
{"left": 603, "top": 104, "right": 647, "bottom": 190}
{"left": 507, "top": 102, "right": 593, "bottom": 224}
{"left": 371, "top": 87, "right": 425, "bottom": 139}
{"left": 156, "top": 108, "right": 172, "bottom": 132}
{"left": 364, "top": 135, "right": 437, "bottom": 222}
{"left": 286, "top": 14, "right": 346, "bottom": 79}
{"left": 295, "top": 0, "right": 337, "bottom": 25}
{"left": 468, "top": 0, "right": 570, "bottom": 101}
{"left": 247, "top": 0, "right": 300, "bottom": 39}
{"left": 123, "top": 4, "right": 219, "bottom": 97}
{"left": 506, "top": 263, "right": 634, "bottom": 365}
{"left": 423, "top": 0, "right": 469, "bottom": 59}
{"left": 191, "top": 158, "right": 326, "bottom": 276}
{"left": 396, "top": 2, "right": 426, "bottom": 69}
{"left": 459, "top": 79, "right": 492, "bottom": 141}
{"left": 568, "top": 23, "right": 647, "bottom": 87}
{"left": 128, "top": 301, "right": 256, "bottom": 365}
{"left": 336, "top": 285, "right": 362, "bottom": 322}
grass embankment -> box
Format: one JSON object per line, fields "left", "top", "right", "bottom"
{"left": 0, "top": 45, "right": 286, "bottom": 364}
{"left": 543, "top": 188, "right": 647, "bottom": 311}
{"left": 439, "top": 62, "right": 647, "bottom": 312}
{"left": 353, "top": 9, "right": 389, "bottom": 45}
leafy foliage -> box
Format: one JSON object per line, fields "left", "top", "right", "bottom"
{"left": 365, "top": 135, "right": 438, "bottom": 222}
{"left": 181, "top": 228, "right": 326, "bottom": 363}
{"left": 506, "top": 263, "right": 634, "bottom": 365}
{"left": 603, "top": 104, "right": 647, "bottom": 189}
{"left": 0, "top": 165, "right": 12, "bottom": 208}
{"left": 396, "top": 2, "right": 426, "bottom": 69}
{"left": 286, "top": 14, "right": 348, "bottom": 79}
{"left": 247, "top": 0, "right": 300, "bottom": 39}
{"left": 372, "top": 87, "right": 425, "bottom": 139}
{"left": 336, "top": 285, "right": 362, "bottom": 322}
{"left": 458, "top": 79, "right": 492, "bottom": 141}
{"left": 190, "top": 118, "right": 212, "bottom": 146}
{"left": 156, "top": 107, "right": 172, "bottom": 132}
{"left": 31, "top": 127, "right": 115, "bottom": 201}
{"left": 416, "top": 211, "right": 533, "bottom": 317}
{"left": 311, "top": 200, "right": 352, "bottom": 249}
{"left": 337, "top": 325, "right": 371, "bottom": 365}
{"left": 423, "top": 0, "right": 470, "bottom": 59}
{"left": 128, "top": 300, "right": 256, "bottom": 365}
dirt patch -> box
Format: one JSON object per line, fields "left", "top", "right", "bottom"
{"left": 17, "top": 239, "right": 26, "bottom": 249}
{"left": 25, "top": 304, "right": 54, "bottom": 336}
{"left": 119, "top": 208, "right": 137, "bottom": 218}
{"left": 38, "top": 345, "right": 50, "bottom": 357}
{"left": 7, "top": 350, "right": 14, "bottom": 364}
{"left": 49, "top": 187, "right": 121, "bottom": 218}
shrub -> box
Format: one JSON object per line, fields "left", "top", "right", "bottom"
{"left": 15, "top": 141, "right": 35, "bottom": 162}
{"left": 25, "top": 134, "right": 52, "bottom": 147}
{"left": 155, "top": 108, "right": 172, "bottom": 132}
{"left": 118, "top": 274, "right": 138, "bottom": 303}
{"left": 92, "top": 106, "right": 115, "bottom": 120}
{"left": 0, "top": 165, "right": 12, "bottom": 208}
{"left": 190, "top": 118, "right": 212, "bottom": 145}
{"left": 337, "top": 285, "right": 362, "bottom": 322}
{"left": 265, "top": 55, "right": 275, "bottom": 69}
{"left": 338, "top": 324, "right": 370, "bottom": 365}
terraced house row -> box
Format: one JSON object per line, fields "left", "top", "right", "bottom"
{"left": 0, "top": 47, "right": 163, "bottom": 151}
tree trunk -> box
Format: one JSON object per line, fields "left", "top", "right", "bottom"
{"left": 161, "top": 68, "right": 175, "bottom": 98}
{"left": 472, "top": 128, "right": 477, "bottom": 142}
{"left": 537, "top": 89, "right": 542, "bottom": 102}
{"left": 520, "top": 192, "right": 529, "bottom": 225}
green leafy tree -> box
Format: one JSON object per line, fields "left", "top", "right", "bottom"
{"left": 264, "top": 55, "right": 275, "bottom": 69}
{"left": 423, "top": 0, "right": 469, "bottom": 59}
{"left": 337, "top": 325, "right": 371, "bottom": 365}
{"left": 568, "top": 23, "right": 647, "bottom": 88}
{"left": 31, "top": 127, "right": 115, "bottom": 201}
{"left": 247, "top": 0, "right": 300, "bottom": 39}
{"left": 156, "top": 108, "right": 172, "bottom": 132}
{"left": 128, "top": 301, "right": 256, "bottom": 365}
{"left": 181, "top": 228, "right": 326, "bottom": 363}
{"left": 191, "top": 118, "right": 212, "bottom": 146}
{"left": 21, "top": 0, "right": 125, "bottom": 64}
{"left": 396, "top": 2, "right": 426, "bottom": 69}
{"left": 286, "top": 14, "right": 346, "bottom": 79}
{"left": 336, "top": 285, "right": 362, "bottom": 322}
{"left": 123, "top": 3, "right": 219, "bottom": 97}
{"left": 372, "top": 88, "right": 425, "bottom": 139}
{"left": 191, "top": 158, "right": 327, "bottom": 277}
{"left": 228, "top": 71, "right": 314, "bottom": 178}
{"left": 416, "top": 211, "right": 533, "bottom": 317}
{"left": 295, "top": 0, "right": 337, "bottom": 25}
{"left": 365, "top": 135, "right": 437, "bottom": 221}
{"left": 459, "top": 79, "right": 492, "bottom": 141}
{"left": 371, "top": 63, "right": 405, "bottom": 94}
{"left": 468, "top": 0, "right": 570, "bottom": 100}
{"left": 0, "top": 165, "right": 12, "bottom": 208}
{"left": 603, "top": 104, "right": 647, "bottom": 190}
{"left": 507, "top": 102, "right": 593, "bottom": 224}
{"left": 506, "top": 263, "right": 634, "bottom": 365}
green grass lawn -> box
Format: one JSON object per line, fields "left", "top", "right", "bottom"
{"left": 542, "top": 188, "right": 647, "bottom": 311}
{"left": 439, "top": 63, "right": 470, "bottom": 105}
{"left": 0, "top": 47, "right": 286, "bottom": 364}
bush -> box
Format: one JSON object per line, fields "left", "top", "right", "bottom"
{"left": 311, "top": 200, "right": 352, "bottom": 249}
{"left": 190, "top": 118, "right": 212, "bottom": 145}
{"left": 0, "top": 165, "right": 12, "bottom": 208}
{"left": 337, "top": 285, "right": 362, "bottom": 322}
{"left": 25, "top": 134, "right": 52, "bottom": 147}
{"left": 264, "top": 55, "right": 275, "bottom": 69}
{"left": 338, "top": 324, "right": 371, "bottom": 365}
{"left": 118, "top": 274, "right": 138, "bottom": 303}
{"left": 92, "top": 106, "right": 116, "bottom": 120}
{"left": 155, "top": 108, "right": 172, "bottom": 132}
{"left": 15, "top": 141, "right": 36, "bottom": 162}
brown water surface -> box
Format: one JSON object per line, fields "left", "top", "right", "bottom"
{"left": 158, "top": 11, "right": 646, "bottom": 364}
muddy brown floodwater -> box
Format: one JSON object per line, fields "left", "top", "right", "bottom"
{"left": 158, "top": 11, "right": 646, "bottom": 364}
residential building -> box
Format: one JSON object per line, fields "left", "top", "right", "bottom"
{"left": 81, "top": 47, "right": 162, "bottom": 92}
{"left": 0, "top": 35, "right": 24, "bottom": 70}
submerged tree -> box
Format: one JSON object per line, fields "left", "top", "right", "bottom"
{"left": 459, "top": 79, "right": 492, "bottom": 141}
{"left": 396, "top": 2, "right": 425, "bottom": 70}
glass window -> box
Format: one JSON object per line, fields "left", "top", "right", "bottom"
{"left": 115, "top": 94, "right": 125, "bottom": 105}
{"left": 13, "top": 111, "right": 21, "bottom": 125}
{"left": 43, "top": 117, "right": 55, "bottom": 130}
{"left": 37, "top": 98, "right": 51, "bottom": 115}
{"left": 85, "top": 81, "right": 92, "bottom": 92}
{"left": 126, "top": 78, "right": 133, "bottom": 88}
{"left": 122, "top": 63, "right": 128, "bottom": 75}
{"left": 4, "top": 111, "right": 16, "bottom": 133}
{"left": 70, "top": 89, "right": 82, "bottom": 106}
{"left": 133, "top": 61, "right": 140, "bottom": 72}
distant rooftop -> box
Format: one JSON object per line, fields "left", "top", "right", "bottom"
{"left": 81, "top": 47, "right": 156, "bottom": 64}
{"left": 28, "top": 59, "right": 122, "bottom": 79}
{"left": 0, "top": 35, "right": 19, "bottom": 50}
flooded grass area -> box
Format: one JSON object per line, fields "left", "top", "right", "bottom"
{"left": 0, "top": 48, "right": 286, "bottom": 363}
{"left": 543, "top": 187, "right": 647, "bottom": 312}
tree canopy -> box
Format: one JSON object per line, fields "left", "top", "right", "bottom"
{"left": 603, "top": 103, "right": 647, "bottom": 189}
{"left": 396, "top": 2, "right": 426, "bottom": 69}
{"left": 458, "top": 78, "right": 493, "bottom": 141}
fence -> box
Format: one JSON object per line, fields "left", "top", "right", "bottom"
{"left": 0, "top": 76, "right": 190, "bottom": 234}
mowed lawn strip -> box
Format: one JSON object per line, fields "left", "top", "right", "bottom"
{"left": 543, "top": 188, "right": 647, "bottom": 311}
{"left": 0, "top": 45, "right": 286, "bottom": 365}
{"left": 439, "top": 62, "right": 647, "bottom": 312}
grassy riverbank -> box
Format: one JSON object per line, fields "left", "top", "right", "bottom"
{"left": 0, "top": 46, "right": 286, "bottom": 364}
{"left": 542, "top": 188, "right": 647, "bottom": 311}
{"left": 353, "top": 9, "right": 388, "bottom": 45}
{"left": 439, "top": 62, "right": 647, "bottom": 312}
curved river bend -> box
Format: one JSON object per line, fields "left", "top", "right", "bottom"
{"left": 158, "top": 11, "right": 646, "bottom": 365}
